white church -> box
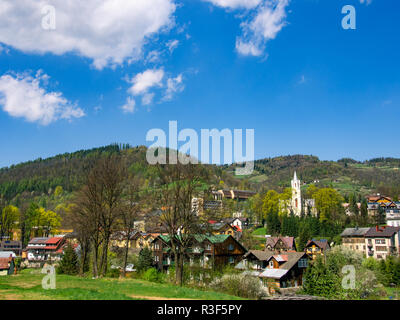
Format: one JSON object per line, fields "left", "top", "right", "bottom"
{"left": 290, "top": 171, "right": 302, "bottom": 216}
{"left": 285, "top": 171, "right": 317, "bottom": 216}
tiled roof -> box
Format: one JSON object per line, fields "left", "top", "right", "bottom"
{"left": 28, "top": 237, "right": 48, "bottom": 244}
{"left": 340, "top": 227, "right": 370, "bottom": 237}
{"left": 265, "top": 236, "right": 295, "bottom": 249}
{"left": 365, "top": 226, "right": 400, "bottom": 238}
{"left": 46, "top": 237, "right": 63, "bottom": 245}
{"left": 0, "top": 257, "right": 12, "bottom": 270}
{"left": 305, "top": 239, "right": 330, "bottom": 250}
{"left": 244, "top": 250, "right": 274, "bottom": 261}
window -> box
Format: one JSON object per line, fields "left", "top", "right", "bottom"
{"left": 269, "top": 261, "right": 274, "bottom": 268}
{"left": 298, "top": 259, "right": 308, "bottom": 268}
{"left": 228, "top": 256, "right": 234, "bottom": 264}
{"left": 154, "top": 256, "right": 159, "bottom": 262}
{"left": 228, "top": 244, "right": 234, "bottom": 251}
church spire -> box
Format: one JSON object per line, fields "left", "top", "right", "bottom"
{"left": 294, "top": 171, "right": 298, "bottom": 181}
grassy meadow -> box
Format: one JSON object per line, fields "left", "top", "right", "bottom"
{"left": 0, "top": 269, "right": 243, "bottom": 300}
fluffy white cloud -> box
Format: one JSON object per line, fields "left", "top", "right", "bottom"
{"left": 0, "top": 71, "right": 84, "bottom": 125}
{"left": 0, "top": 0, "right": 176, "bottom": 69}
{"left": 359, "top": 0, "right": 372, "bottom": 5}
{"left": 236, "top": 0, "right": 289, "bottom": 57}
{"left": 128, "top": 69, "right": 165, "bottom": 96}
{"left": 123, "top": 68, "right": 184, "bottom": 110}
{"left": 205, "top": 0, "right": 289, "bottom": 57}
{"left": 204, "top": 0, "right": 261, "bottom": 9}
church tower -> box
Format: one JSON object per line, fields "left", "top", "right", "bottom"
{"left": 291, "top": 171, "right": 302, "bottom": 216}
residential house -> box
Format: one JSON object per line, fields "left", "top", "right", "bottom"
{"left": 152, "top": 234, "right": 247, "bottom": 272}
{"left": 265, "top": 236, "right": 296, "bottom": 252}
{"left": 0, "top": 256, "right": 16, "bottom": 276}
{"left": 340, "top": 227, "right": 370, "bottom": 255}
{"left": 258, "top": 252, "right": 309, "bottom": 294}
{"left": 0, "top": 240, "right": 22, "bottom": 256}
{"left": 365, "top": 226, "right": 400, "bottom": 259}
{"left": 385, "top": 209, "right": 400, "bottom": 227}
{"left": 210, "top": 222, "right": 241, "bottom": 239}
{"left": 237, "top": 250, "right": 275, "bottom": 271}
{"left": 304, "top": 239, "right": 330, "bottom": 260}
{"left": 26, "top": 237, "right": 65, "bottom": 262}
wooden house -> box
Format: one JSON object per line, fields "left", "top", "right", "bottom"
{"left": 152, "top": 234, "right": 247, "bottom": 272}
{"left": 304, "top": 239, "right": 330, "bottom": 260}
{"left": 258, "top": 252, "right": 309, "bottom": 294}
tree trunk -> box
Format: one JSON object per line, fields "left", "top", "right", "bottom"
{"left": 101, "top": 238, "right": 109, "bottom": 277}
{"left": 122, "top": 235, "right": 130, "bottom": 278}
{"left": 92, "top": 243, "right": 99, "bottom": 278}
{"left": 175, "top": 252, "right": 184, "bottom": 286}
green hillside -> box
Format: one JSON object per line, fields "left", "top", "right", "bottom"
{"left": 1, "top": 145, "right": 400, "bottom": 205}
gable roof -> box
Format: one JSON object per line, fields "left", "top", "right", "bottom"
{"left": 265, "top": 236, "right": 296, "bottom": 250}
{"left": 365, "top": 226, "right": 400, "bottom": 238}
{"left": 244, "top": 250, "right": 274, "bottom": 261}
{"left": 340, "top": 227, "right": 370, "bottom": 237}
{"left": 305, "top": 239, "right": 330, "bottom": 250}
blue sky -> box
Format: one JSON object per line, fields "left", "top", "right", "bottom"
{"left": 0, "top": 0, "right": 399, "bottom": 168}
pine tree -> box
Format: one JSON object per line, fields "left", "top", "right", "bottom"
{"left": 57, "top": 243, "right": 78, "bottom": 275}
{"left": 137, "top": 247, "right": 154, "bottom": 272}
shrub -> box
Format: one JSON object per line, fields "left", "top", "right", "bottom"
{"left": 142, "top": 268, "right": 165, "bottom": 283}
{"left": 209, "top": 273, "right": 265, "bottom": 299}
{"left": 106, "top": 267, "right": 121, "bottom": 278}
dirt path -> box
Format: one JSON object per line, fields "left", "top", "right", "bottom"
{"left": 130, "top": 294, "right": 195, "bottom": 300}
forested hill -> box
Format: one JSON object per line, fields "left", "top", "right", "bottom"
{"left": 1, "top": 144, "right": 400, "bottom": 203}
{"left": 0, "top": 144, "right": 148, "bottom": 201}
{"left": 230, "top": 155, "right": 400, "bottom": 197}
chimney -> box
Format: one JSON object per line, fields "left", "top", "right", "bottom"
{"left": 376, "top": 225, "right": 379, "bottom": 232}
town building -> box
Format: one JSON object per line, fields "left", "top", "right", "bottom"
{"left": 340, "top": 227, "right": 370, "bottom": 255}
{"left": 304, "top": 239, "right": 330, "bottom": 260}
{"left": 151, "top": 234, "right": 247, "bottom": 272}
{"left": 265, "top": 236, "right": 297, "bottom": 252}
{"left": 0, "top": 240, "right": 22, "bottom": 256}
{"left": 385, "top": 209, "right": 400, "bottom": 227}
{"left": 365, "top": 226, "right": 400, "bottom": 259}
{"left": 258, "top": 252, "right": 309, "bottom": 294}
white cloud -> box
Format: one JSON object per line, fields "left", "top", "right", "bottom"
{"left": 164, "top": 74, "right": 184, "bottom": 101}
{"left": 206, "top": 0, "right": 289, "bottom": 58}
{"left": 236, "top": 0, "right": 289, "bottom": 57}
{"left": 166, "top": 39, "right": 180, "bottom": 53}
{"left": 123, "top": 69, "right": 184, "bottom": 110}
{"left": 359, "top": 0, "right": 372, "bottom": 5}
{"left": 128, "top": 69, "right": 165, "bottom": 96}
{"left": 121, "top": 97, "right": 136, "bottom": 113}
{"left": 142, "top": 93, "right": 155, "bottom": 106}
{"left": 0, "top": 0, "right": 176, "bottom": 69}
{"left": 204, "top": 0, "right": 261, "bottom": 9}
{"left": 0, "top": 71, "right": 84, "bottom": 125}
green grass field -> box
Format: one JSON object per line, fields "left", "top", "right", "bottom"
{"left": 0, "top": 269, "right": 243, "bottom": 300}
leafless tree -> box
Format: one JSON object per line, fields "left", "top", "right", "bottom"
{"left": 72, "top": 155, "right": 126, "bottom": 278}
{"left": 153, "top": 161, "right": 212, "bottom": 286}
{"left": 119, "top": 176, "right": 143, "bottom": 277}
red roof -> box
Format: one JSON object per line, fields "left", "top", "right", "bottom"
{"left": 0, "top": 257, "right": 12, "bottom": 270}
{"left": 46, "top": 237, "right": 63, "bottom": 245}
